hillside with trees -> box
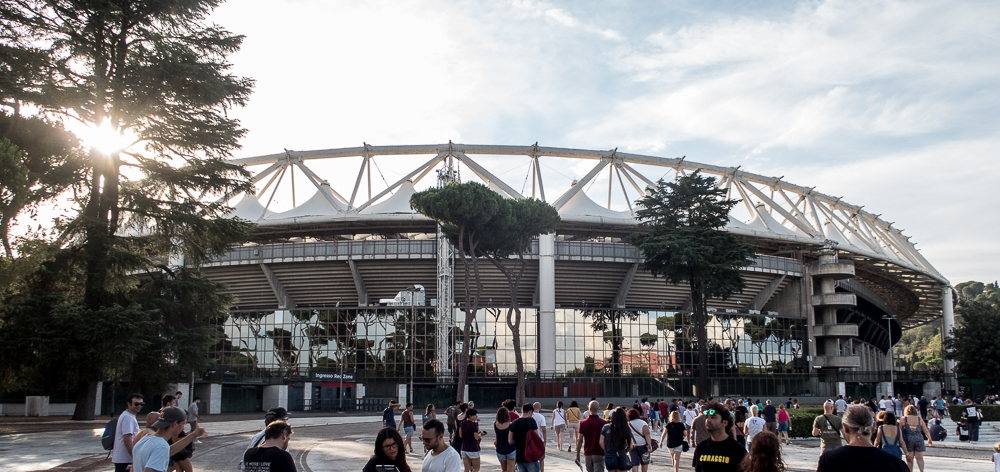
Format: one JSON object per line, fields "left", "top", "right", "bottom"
{"left": 897, "top": 281, "right": 997, "bottom": 373}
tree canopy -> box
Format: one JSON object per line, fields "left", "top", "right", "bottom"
{"left": 410, "top": 181, "right": 507, "bottom": 402}
{"left": 0, "top": 0, "right": 254, "bottom": 419}
{"left": 627, "top": 171, "right": 757, "bottom": 398}
{"left": 944, "top": 300, "right": 1000, "bottom": 386}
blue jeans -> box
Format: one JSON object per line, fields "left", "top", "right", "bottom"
{"left": 968, "top": 422, "right": 979, "bottom": 441}
{"left": 516, "top": 461, "right": 541, "bottom": 472}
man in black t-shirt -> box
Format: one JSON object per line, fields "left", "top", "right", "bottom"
{"left": 244, "top": 420, "right": 296, "bottom": 472}
{"left": 762, "top": 400, "right": 777, "bottom": 433}
{"left": 508, "top": 404, "right": 540, "bottom": 467}
{"left": 692, "top": 402, "right": 746, "bottom": 472}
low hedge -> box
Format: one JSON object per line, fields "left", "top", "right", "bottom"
{"left": 948, "top": 404, "right": 1000, "bottom": 422}
{"left": 787, "top": 408, "right": 824, "bottom": 438}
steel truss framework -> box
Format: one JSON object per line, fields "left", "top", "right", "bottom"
{"left": 227, "top": 143, "right": 948, "bottom": 328}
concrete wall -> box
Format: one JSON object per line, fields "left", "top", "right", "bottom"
{"left": 194, "top": 383, "right": 223, "bottom": 415}
{"left": 1, "top": 403, "right": 77, "bottom": 416}
{"left": 263, "top": 385, "right": 288, "bottom": 410}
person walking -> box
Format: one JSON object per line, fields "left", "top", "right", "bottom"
{"left": 775, "top": 404, "right": 790, "bottom": 445}
{"left": 576, "top": 400, "right": 607, "bottom": 472}
{"left": 762, "top": 400, "right": 777, "bottom": 434}
{"left": 732, "top": 410, "right": 747, "bottom": 449}
{"left": 402, "top": 403, "right": 417, "bottom": 454}
{"left": 566, "top": 401, "right": 582, "bottom": 453}
{"left": 873, "top": 412, "right": 906, "bottom": 461}
{"left": 187, "top": 397, "right": 202, "bottom": 436}
{"left": 553, "top": 401, "right": 568, "bottom": 451}
{"left": 738, "top": 431, "right": 784, "bottom": 472}
{"left": 384, "top": 401, "right": 400, "bottom": 430}
{"left": 531, "top": 402, "right": 548, "bottom": 472}
{"left": 495, "top": 407, "right": 516, "bottom": 472}
{"left": 626, "top": 409, "right": 651, "bottom": 472}
{"left": 363, "top": 428, "right": 413, "bottom": 472}
{"left": 692, "top": 403, "right": 746, "bottom": 472}
{"left": 811, "top": 401, "right": 843, "bottom": 457}
{"left": 458, "top": 408, "right": 483, "bottom": 472}
{"left": 684, "top": 403, "right": 699, "bottom": 443}
{"left": 600, "top": 408, "right": 632, "bottom": 472}
{"left": 113, "top": 394, "right": 144, "bottom": 472}
{"left": 660, "top": 411, "right": 686, "bottom": 472}
{"left": 744, "top": 405, "right": 766, "bottom": 451}
{"left": 509, "top": 404, "right": 541, "bottom": 472}
{"left": 604, "top": 403, "right": 615, "bottom": 422}
{"left": 424, "top": 404, "right": 438, "bottom": 423}
{"left": 818, "top": 405, "right": 907, "bottom": 472}
{"left": 901, "top": 405, "right": 932, "bottom": 472}
{"left": 420, "top": 419, "right": 462, "bottom": 472}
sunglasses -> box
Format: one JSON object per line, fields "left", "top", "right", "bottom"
{"left": 420, "top": 436, "right": 436, "bottom": 442}
{"left": 383, "top": 442, "right": 399, "bottom": 450}
{"left": 133, "top": 403, "right": 144, "bottom": 407}
{"left": 706, "top": 409, "right": 717, "bottom": 416}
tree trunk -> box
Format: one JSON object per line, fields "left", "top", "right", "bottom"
{"left": 455, "top": 225, "right": 471, "bottom": 403}
{"left": 72, "top": 379, "right": 98, "bottom": 420}
{"left": 692, "top": 286, "right": 710, "bottom": 399}
{"left": 611, "top": 316, "right": 622, "bottom": 375}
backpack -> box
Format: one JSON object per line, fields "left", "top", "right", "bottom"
{"left": 102, "top": 417, "right": 117, "bottom": 451}
{"left": 525, "top": 429, "right": 545, "bottom": 462}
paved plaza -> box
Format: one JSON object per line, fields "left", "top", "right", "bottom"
{"left": 2, "top": 413, "right": 996, "bottom": 472}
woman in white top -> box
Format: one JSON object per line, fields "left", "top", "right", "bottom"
{"left": 552, "top": 401, "right": 568, "bottom": 451}
{"left": 744, "top": 405, "right": 767, "bottom": 449}
{"left": 627, "top": 408, "right": 652, "bottom": 472}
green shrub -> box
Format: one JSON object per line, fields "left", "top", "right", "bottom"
{"left": 948, "top": 404, "right": 1000, "bottom": 422}
{"left": 787, "top": 408, "right": 824, "bottom": 438}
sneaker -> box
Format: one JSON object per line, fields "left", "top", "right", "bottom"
{"left": 195, "top": 440, "right": 203, "bottom": 444}
{"left": 568, "top": 446, "right": 572, "bottom": 452}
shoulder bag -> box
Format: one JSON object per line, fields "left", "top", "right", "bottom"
{"left": 526, "top": 428, "right": 545, "bottom": 462}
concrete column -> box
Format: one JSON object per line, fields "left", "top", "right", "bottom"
{"left": 538, "top": 233, "right": 556, "bottom": 376}
{"left": 942, "top": 286, "right": 957, "bottom": 393}
{"left": 397, "top": 384, "right": 407, "bottom": 406}
{"left": 94, "top": 382, "right": 103, "bottom": 417}
{"left": 209, "top": 384, "right": 222, "bottom": 414}
{"left": 303, "top": 382, "right": 312, "bottom": 411}
{"left": 263, "top": 385, "right": 288, "bottom": 410}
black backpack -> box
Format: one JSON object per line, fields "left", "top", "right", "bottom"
{"left": 101, "top": 417, "right": 117, "bottom": 451}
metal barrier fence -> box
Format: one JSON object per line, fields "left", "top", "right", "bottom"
{"left": 294, "top": 397, "right": 395, "bottom": 412}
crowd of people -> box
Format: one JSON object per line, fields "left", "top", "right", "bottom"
{"left": 110, "top": 391, "right": 209, "bottom": 472}
{"left": 108, "top": 391, "right": 997, "bottom": 472}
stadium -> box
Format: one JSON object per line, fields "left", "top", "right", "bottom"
{"left": 189, "top": 143, "right": 953, "bottom": 413}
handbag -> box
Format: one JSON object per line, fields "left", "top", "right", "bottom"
{"left": 525, "top": 429, "right": 545, "bottom": 462}
{"left": 681, "top": 440, "right": 689, "bottom": 452}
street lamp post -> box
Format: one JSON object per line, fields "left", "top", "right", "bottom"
{"left": 883, "top": 315, "right": 896, "bottom": 398}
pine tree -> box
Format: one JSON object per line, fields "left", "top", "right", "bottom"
{"left": 627, "top": 171, "right": 758, "bottom": 399}
{"left": 0, "top": 0, "right": 254, "bottom": 419}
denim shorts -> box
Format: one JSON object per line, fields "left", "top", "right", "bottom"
{"left": 605, "top": 451, "right": 631, "bottom": 471}
{"left": 777, "top": 421, "right": 789, "bottom": 433}
{"left": 497, "top": 451, "right": 517, "bottom": 462}
{"left": 403, "top": 425, "right": 414, "bottom": 436}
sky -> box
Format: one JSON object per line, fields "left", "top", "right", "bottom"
{"left": 206, "top": 0, "right": 1000, "bottom": 285}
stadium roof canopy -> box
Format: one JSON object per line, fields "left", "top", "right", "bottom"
{"left": 226, "top": 143, "right": 948, "bottom": 328}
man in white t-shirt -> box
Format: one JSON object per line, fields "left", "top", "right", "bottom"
{"left": 533, "top": 402, "right": 548, "bottom": 472}
{"left": 420, "top": 419, "right": 461, "bottom": 472}
{"left": 133, "top": 406, "right": 205, "bottom": 472}
{"left": 112, "top": 394, "right": 144, "bottom": 472}
{"left": 834, "top": 395, "right": 847, "bottom": 415}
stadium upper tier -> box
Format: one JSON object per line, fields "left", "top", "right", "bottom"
{"left": 225, "top": 143, "right": 948, "bottom": 328}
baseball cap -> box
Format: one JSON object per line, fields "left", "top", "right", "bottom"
{"left": 152, "top": 407, "right": 187, "bottom": 429}
{"left": 266, "top": 407, "right": 289, "bottom": 418}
